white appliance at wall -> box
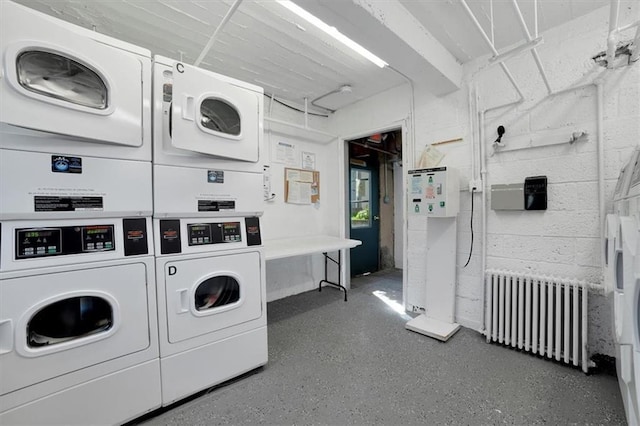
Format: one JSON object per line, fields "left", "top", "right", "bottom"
{"left": 616, "top": 149, "right": 640, "bottom": 426}
{"left": 154, "top": 217, "right": 267, "bottom": 406}
{"left": 0, "top": 1, "right": 153, "bottom": 221}
{"left": 152, "top": 58, "right": 267, "bottom": 405}
{"left": 0, "top": 217, "right": 161, "bottom": 425}
{"left": 153, "top": 55, "right": 264, "bottom": 174}
{"left": 604, "top": 150, "right": 639, "bottom": 311}
{"left": 0, "top": 3, "right": 159, "bottom": 424}
{"left": 405, "top": 167, "right": 460, "bottom": 341}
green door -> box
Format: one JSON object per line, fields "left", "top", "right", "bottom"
{"left": 349, "top": 164, "right": 380, "bottom": 276}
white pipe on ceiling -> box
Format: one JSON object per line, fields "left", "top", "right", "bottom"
{"left": 511, "top": 0, "right": 552, "bottom": 94}
{"left": 194, "top": 0, "right": 244, "bottom": 67}
{"left": 459, "top": 0, "right": 524, "bottom": 100}
{"left": 632, "top": 24, "right": 640, "bottom": 62}
{"left": 264, "top": 116, "right": 337, "bottom": 139}
{"left": 489, "top": 37, "right": 543, "bottom": 64}
{"left": 490, "top": 0, "right": 495, "bottom": 45}
{"left": 460, "top": 2, "right": 525, "bottom": 99}
{"left": 533, "top": 0, "right": 538, "bottom": 38}
{"left": 606, "top": 0, "right": 621, "bottom": 68}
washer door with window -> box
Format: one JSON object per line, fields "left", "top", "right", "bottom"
{"left": 0, "top": 263, "right": 151, "bottom": 396}
{"left": 1, "top": 2, "right": 146, "bottom": 146}
{"left": 170, "top": 61, "right": 260, "bottom": 162}
{"left": 164, "top": 251, "right": 262, "bottom": 344}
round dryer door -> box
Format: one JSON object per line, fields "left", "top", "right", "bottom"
{"left": 164, "top": 251, "right": 263, "bottom": 344}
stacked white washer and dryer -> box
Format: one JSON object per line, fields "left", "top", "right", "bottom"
{"left": 0, "top": 2, "right": 269, "bottom": 422}
{"left": 0, "top": 2, "right": 161, "bottom": 424}
{"left": 152, "top": 56, "right": 268, "bottom": 406}
{"left": 610, "top": 148, "right": 640, "bottom": 425}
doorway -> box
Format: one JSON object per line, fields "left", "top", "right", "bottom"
{"left": 347, "top": 130, "right": 402, "bottom": 277}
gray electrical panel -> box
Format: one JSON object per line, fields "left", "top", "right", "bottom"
{"left": 491, "top": 183, "right": 524, "bottom": 210}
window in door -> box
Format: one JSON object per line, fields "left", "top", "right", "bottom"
{"left": 350, "top": 169, "right": 371, "bottom": 228}
{"left": 17, "top": 51, "right": 108, "bottom": 109}
{"left": 194, "top": 275, "right": 240, "bottom": 311}
{"left": 27, "top": 296, "right": 113, "bottom": 347}
{"left": 200, "top": 98, "right": 241, "bottom": 136}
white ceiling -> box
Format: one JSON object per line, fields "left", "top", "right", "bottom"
{"left": 14, "top": 0, "right": 611, "bottom": 113}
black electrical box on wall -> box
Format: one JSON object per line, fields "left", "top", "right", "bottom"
{"left": 524, "top": 176, "right": 547, "bottom": 210}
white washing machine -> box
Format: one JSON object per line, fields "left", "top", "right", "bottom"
{"left": 153, "top": 55, "right": 264, "bottom": 175}
{"left": 0, "top": 217, "right": 161, "bottom": 425}
{"left": 155, "top": 217, "right": 267, "bottom": 405}
{"left": 614, "top": 148, "right": 640, "bottom": 425}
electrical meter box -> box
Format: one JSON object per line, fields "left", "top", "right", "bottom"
{"left": 408, "top": 167, "right": 460, "bottom": 217}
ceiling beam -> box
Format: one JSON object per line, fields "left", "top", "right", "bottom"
{"left": 292, "top": 0, "right": 463, "bottom": 96}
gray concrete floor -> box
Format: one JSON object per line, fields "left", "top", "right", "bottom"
{"left": 138, "top": 269, "right": 626, "bottom": 425}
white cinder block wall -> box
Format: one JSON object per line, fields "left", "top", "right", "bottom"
{"left": 331, "top": 4, "right": 640, "bottom": 358}
{"left": 470, "top": 4, "right": 639, "bottom": 357}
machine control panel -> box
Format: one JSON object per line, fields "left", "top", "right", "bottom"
{"left": 82, "top": 225, "right": 114, "bottom": 252}
{"left": 187, "top": 222, "right": 242, "bottom": 246}
{"left": 16, "top": 225, "right": 115, "bottom": 259}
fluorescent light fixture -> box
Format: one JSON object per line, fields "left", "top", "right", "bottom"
{"left": 277, "top": 0, "right": 388, "bottom": 68}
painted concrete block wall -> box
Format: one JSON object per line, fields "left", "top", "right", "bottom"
{"left": 328, "top": 4, "right": 639, "bottom": 358}
{"left": 262, "top": 100, "right": 343, "bottom": 302}
{"left": 468, "top": 4, "right": 639, "bottom": 356}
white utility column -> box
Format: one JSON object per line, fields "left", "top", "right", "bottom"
{"left": 406, "top": 166, "right": 460, "bottom": 341}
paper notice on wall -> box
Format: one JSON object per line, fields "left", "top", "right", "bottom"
{"left": 417, "top": 145, "right": 444, "bottom": 168}
{"left": 287, "top": 181, "right": 312, "bottom": 204}
{"left": 275, "top": 141, "right": 296, "bottom": 165}
{"left": 301, "top": 151, "right": 316, "bottom": 170}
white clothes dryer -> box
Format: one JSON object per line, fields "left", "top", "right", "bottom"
{"left": 152, "top": 55, "right": 264, "bottom": 173}
{"left": 634, "top": 272, "right": 640, "bottom": 425}
{"left": 1, "top": 2, "right": 153, "bottom": 223}
{"left": 607, "top": 150, "right": 639, "bottom": 293}
{"left": 154, "top": 217, "right": 267, "bottom": 406}
{"left": 1, "top": 1, "right": 152, "bottom": 159}
{"left": 0, "top": 217, "right": 161, "bottom": 425}
{"left": 614, "top": 149, "right": 640, "bottom": 426}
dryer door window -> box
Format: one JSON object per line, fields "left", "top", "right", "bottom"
{"left": 195, "top": 276, "right": 240, "bottom": 311}
{"left": 200, "top": 98, "right": 241, "bottom": 136}
{"left": 27, "top": 296, "right": 113, "bottom": 347}
{"left": 17, "top": 51, "right": 108, "bottom": 110}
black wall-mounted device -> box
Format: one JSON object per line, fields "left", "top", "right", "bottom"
{"left": 524, "top": 176, "right": 547, "bottom": 210}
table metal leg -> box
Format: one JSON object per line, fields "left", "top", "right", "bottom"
{"left": 318, "top": 250, "right": 347, "bottom": 301}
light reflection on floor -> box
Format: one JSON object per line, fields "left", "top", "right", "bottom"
{"left": 372, "top": 290, "right": 412, "bottom": 321}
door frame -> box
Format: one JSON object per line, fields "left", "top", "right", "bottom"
{"left": 337, "top": 120, "right": 409, "bottom": 307}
